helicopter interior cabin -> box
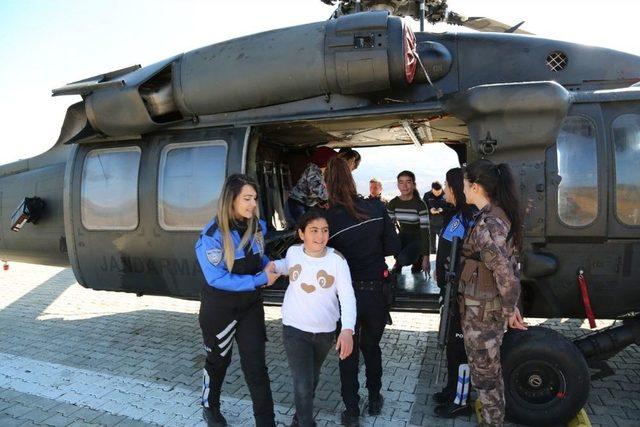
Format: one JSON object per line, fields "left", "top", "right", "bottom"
{"left": 245, "top": 113, "right": 470, "bottom": 310}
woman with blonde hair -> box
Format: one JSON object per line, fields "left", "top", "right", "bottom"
{"left": 195, "top": 174, "right": 280, "bottom": 427}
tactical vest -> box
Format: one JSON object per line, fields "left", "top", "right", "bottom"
{"left": 458, "top": 205, "right": 513, "bottom": 311}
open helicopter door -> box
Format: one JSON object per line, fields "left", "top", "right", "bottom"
{"left": 64, "top": 127, "right": 250, "bottom": 299}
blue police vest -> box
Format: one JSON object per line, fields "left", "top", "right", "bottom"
{"left": 195, "top": 218, "right": 269, "bottom": 292}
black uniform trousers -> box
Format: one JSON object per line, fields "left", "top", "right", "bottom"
{"left": 339, "top": 286, "right": 388, "bottom": 414}
{"left": 429, "top": 223, "right": 443, "bottom": 255}
{"left": 199, "top": 286, "right": 275, "bottom": 426}
{"left": 444, "top": 294, "right": 468, "bottom": 396}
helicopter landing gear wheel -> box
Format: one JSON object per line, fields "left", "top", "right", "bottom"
{"left": 501, "top": 326, "right": 590, "bottom": 426}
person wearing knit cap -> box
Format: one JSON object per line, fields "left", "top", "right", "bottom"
{"left": 287, "top": 146, "right": 337, "bottom": 223}
{"left": 312, "top": 146, "right": 338, "bottom": 169}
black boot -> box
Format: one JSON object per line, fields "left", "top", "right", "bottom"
{"left": 434, "top": 402, "right": 472, "bottom": 418}
{"left": 410, "top": 260, "right": 422, "bottom": 274}
{"left": 368, "top": 393, "right": 384, "bottom": 416}
{"left": 255, "top": 416, "right": 277, "bottom": 427}
{"left": 203, "top": 407, "right": 228, "bottom": 427}
{"left": 289, "top": 413, "right": 299, "bottom": 427}
{"left": 391, "top": 262, "right": 402, "bottom": 274}
{"left": 340, "top": 408, "right": 360, "bottom": 427}
{"left": 431, "top": 388, "right": 454, "bottom": 405}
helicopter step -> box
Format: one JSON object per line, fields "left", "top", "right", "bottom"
{"left": 262, "top": 268, "right": 442, "bottom": 312}
{"left": 263, "top": 289, "right": 441, "bottom": 312}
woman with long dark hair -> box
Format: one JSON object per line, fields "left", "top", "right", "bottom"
{"left": 433, "top": 168, "right": 475, "bottom": 418}
{"left": 195, "top": 174, "right": 280, "bottom": 427}
{"left": 459, "top": 159, "right": 526, "bottom": 426}
{"left": 324, "top": 157, "right": 400, "bottom": 426}
{"left": 337, "top": 147, "right": 361, "bottom": 171}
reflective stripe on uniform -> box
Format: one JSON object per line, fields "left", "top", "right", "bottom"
{"left": 202, "top": 368, "right": 210, "bottom": 408}
{"left": 454, "top": 363, "right": 470, "bottom": 405}
{"left": 216, "top": 320, "right": 238, "bottom": 340}
{"left": 216, "top": 320, "right": 237, "bottom": 357}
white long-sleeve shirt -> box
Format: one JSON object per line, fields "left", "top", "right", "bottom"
{"left": 274, "top": 244, "right": 356, "bottom": 333}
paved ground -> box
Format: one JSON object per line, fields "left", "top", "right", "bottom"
{"left": 0, "top": 262, "right": 639, "bottom": 427}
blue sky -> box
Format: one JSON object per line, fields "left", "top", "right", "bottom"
{"left": 1, "top": 0, "right": 639, "bottom": 195}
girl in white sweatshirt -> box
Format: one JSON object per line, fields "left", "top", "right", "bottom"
{"left": 268, "top": 210, "right": 356, "bottom": 427}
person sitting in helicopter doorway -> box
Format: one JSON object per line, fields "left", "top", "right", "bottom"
{"left": 423, "top": 180, "right": 448, "bottom": 254}
{"left": 195, "top": 174, "right": 280, "bottom": 427}
{"left": 367, "top": 178, "right": 388, "bottom": 206}
{"left": 287, "top": 146, "right": 337, "bottom": 224}
{"left": 268, "top": 209, "right": 357, "bottom": 427}
{"left": 460, "top": 160, "right": 527, "bottom": 427}
{"left": 337, "top": 147, "right": 361, "bottom": 171}
{"left": 387, "top": 170, "right": 431, "bottom": 275}
{"left": 433, "top": 168, "right": 476, "bottom": 419}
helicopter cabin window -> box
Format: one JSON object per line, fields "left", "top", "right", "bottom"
{"left": 81, "top": 147, "right": 141, "bottom": 230}
{"left": 556, "top": 116, "right": 598, "bottom": 227}
{"left": 613, "top": 114, "right": 640, "bottom": 226}
{"left": 158, "top": 140, "right": 227, "bottom": 231}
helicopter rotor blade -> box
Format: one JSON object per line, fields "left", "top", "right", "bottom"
{"left": 451, "top": 14, "right": 533, "bottom": 35}
{"left": 319, "top": 1, "right": 533, "bottom": 35}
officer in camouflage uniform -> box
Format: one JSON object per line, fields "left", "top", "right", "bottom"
{"left": 459, "top": 159, "right": 527, "bottom": 427}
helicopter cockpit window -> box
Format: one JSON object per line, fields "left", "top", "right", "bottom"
{"left": 158, "top": 140, "right": 227, "bottom": 231}
{"left": 556, "top": 116, "right": 598, "bottom": 227}
{"left": 613, "top": 114, "right": 640, "bottom": 226}
{"left": 81, "top": 147, "right": 141, "bottom": 230}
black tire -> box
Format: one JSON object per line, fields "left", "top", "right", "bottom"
{"left": 501, "top": 326, "right": 590, "bottom": 426}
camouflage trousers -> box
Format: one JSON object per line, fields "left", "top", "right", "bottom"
{"left": 460, "top": 302, "right": 508, "bottom": 427}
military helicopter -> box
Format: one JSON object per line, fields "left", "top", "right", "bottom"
{"left": 1, "top": 0, "right": 640, "bottom": 423}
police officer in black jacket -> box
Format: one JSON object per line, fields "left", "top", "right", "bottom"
{"left": 324, "top": 157, "right": 400, "bottom": 426}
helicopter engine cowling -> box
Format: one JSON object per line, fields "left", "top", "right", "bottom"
{"left": 81, "top": 12, "right": 424, "bottom": 137}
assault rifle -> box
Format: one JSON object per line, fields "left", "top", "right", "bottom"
{"left": 437, "top": 236, "right": 461, "bottom": 350}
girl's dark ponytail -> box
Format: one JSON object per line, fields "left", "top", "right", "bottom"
{"left": 493, "top": 163, "right": 522, "bottom": 250}
{"left": 465, "top": 159, "right": 523, "bottom": 250}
